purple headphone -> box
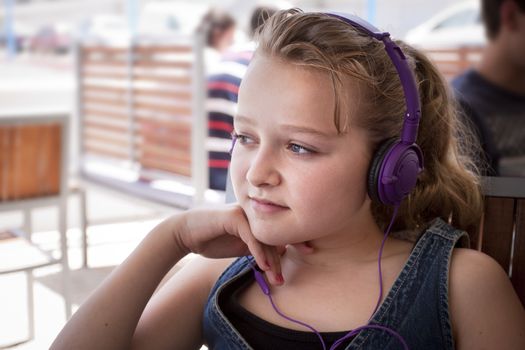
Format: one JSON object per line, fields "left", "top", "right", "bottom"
{"left": 327, "top": 12, "right": 424, "bottom": 206}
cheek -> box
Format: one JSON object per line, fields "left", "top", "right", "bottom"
{"left": 229, "top": 153, "right": 248, "bottom": 199}
{"left": 295, "top": 162, "right": 369, "bottom": 211}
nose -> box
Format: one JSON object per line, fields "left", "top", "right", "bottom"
{"left": 246, "top": 145, "right": 281, "bottom": 187}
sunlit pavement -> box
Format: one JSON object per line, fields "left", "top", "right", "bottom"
{"left": 0, "top": 52, "right": 75, "bottom": 111}
{"left": 0, "top": 182, "right": 185, "bottom": 349}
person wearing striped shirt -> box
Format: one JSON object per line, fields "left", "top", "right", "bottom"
{"left": 207, "top": 6, "right": 277, "bottom": 190}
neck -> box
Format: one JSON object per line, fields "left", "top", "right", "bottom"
{"left": 285, "top": 218, "right": 387, "bottom": 273}
{"left": 477, "top": 42, "right": 525, "bottom": 95}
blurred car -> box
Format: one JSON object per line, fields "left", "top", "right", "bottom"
{"left": 79, "top": 14, "right": 131, "bottom": 45}
{"left": 28, "top": 23, "right": 73, "bottom": 54}
{"left": 137, "top": 1, "right": 210, "bottom": 38}
{"left": 405, "top": 1, "right": 485, "bottom": 48}
{"left": 0, "top": 20, "right": 35, "bottom": 52}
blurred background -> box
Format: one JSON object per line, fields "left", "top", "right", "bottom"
{"left": 0, "top": 0, "right": 485, "bottom": 349}
{"left": 0, "top": 0, "right": 482, "bottom": 61}
{"left": 0, "top": 0, "right": 485, "bottom": 170}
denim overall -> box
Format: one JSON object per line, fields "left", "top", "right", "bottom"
{"left": 202, "top": 218, "right": 469, "bottom": 350}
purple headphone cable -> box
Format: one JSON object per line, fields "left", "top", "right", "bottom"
{"left": 246, "top": 205, "right": 409, "bottom": 350}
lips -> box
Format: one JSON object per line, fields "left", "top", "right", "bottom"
{"left": 249, "top": 197, "right": 289, "bottom": 213}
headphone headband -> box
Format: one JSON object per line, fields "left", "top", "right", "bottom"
{"left": 324, "top": 12, "right": 424, "bottom": 206}
{"left": 326, "top": 12, "right": 421, "bottom": 145}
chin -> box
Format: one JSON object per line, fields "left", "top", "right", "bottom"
{"left": 251, "top": 226, "right": 288, "bottom": 246}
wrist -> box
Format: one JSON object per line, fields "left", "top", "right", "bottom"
{"left": 166, "top": 212, "right": 192, "bottom": 257}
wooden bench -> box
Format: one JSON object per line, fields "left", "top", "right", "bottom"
{"left": 467, "top": 177, "right": 525, "bottom": 306}
{"left": 76, "top": 36, "right": 208, "bottom": 209}
{"left": 423, "top": 46, "right": 484, "bottom": 80}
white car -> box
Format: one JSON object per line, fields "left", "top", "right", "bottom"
{"left": 405, "top": 1, "right": 485, "bottom": 48}
{"left": 80, "top": 14, "right": 131, "bottom": 45}
{"left": 137, "top": 1, "right": 210, "bottom": 38}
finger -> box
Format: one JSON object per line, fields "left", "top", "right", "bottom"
{"left": 239, "top": 233, "right": 285, "bottom": 286}
{"left": 246, "top": 239, "right": 270, "bottom": 270}
{"left": 291, "top": 241, "right": 315, "bottom": 255}
{"left": 233, "top": 212, "right": 271, "bottom": 271}
{"left": 263, "top": 245, "right": 284, "bottom": 285}
{"left": 231, "top": 206, "right": 283, "bottom": 285}
{"left": 240, "top": 233, "right": 283, "bottom": 285}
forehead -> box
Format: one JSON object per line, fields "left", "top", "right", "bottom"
{"left": 237, "top": 55, "right": 338, "bottom": 132}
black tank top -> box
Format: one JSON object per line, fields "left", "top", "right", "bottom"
{"left": 220, "top": 271, "right": 354, "bottom": 350}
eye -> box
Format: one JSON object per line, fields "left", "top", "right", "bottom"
{"left": 287, "top": 143, "right": 314, "bottom": 155}
{"left": 231, "top": 132, "right": 255, "bottom": 145}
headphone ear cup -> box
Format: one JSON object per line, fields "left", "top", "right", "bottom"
{"left": 367, "top": 138, "right": 398, "bottom": 204}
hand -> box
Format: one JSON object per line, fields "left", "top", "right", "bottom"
{"left": 175, "top": 204, "right": 285, "bottom": 285}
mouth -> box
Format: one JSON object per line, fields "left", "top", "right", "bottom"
{"left": 249, "top": 197, "right": 289, "bottom": 213}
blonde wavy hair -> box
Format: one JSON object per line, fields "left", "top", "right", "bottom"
{"left": 254, "top": 9, "right": 483, "bottom": 235}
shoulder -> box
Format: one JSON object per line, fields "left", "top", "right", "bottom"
{"left": 131, "top": 257, "right": 237, "bottom": 349}
{"left": 180, "top": 255, "right": 237, "bottom": 291}
{"left": 450, "top": 247, "right": 504, "bottom": 280}
{"left": 451, "top": 69, "right": 480, "bottom": 91}
{"left": 451, "top": 73, "right": 465, "bottom": 89}
{"left": 207, "top": 47, "right": 252, "bottom": 82}
{"left": 451, "top": 69, "right": 475, "bottom": 90}
{"left": 449, "top": 248, "right": 525, "bottom": 349}
{"left": 450, "top": 248, "right": 512, "bottom": 295}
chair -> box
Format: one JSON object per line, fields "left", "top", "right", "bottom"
{"left": 0, "top": 110, "right": 72, "bottom": 347}
{"left": 468, "top": 176, "right": 525, "bottom": 306}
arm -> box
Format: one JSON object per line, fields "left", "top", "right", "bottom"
{"left": 51, "top": 205, "right": 283, "bottom": 350}
{"left": 450, "top": 248, "right": 525, "bottom": 350}
{"left": 132, "top": 256, "right": 234, "bottom": 350}
{"left": 50, "top": 215, "right": 191, "bottom": 350}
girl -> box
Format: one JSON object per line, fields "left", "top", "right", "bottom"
{"left": 52, "top": 9, "right": 525, "bottom": 350}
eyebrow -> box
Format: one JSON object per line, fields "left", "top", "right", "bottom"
{"left": 234, "top": 115, "right": 334, "bottom": 138}
{"left": 234, "top": 115, "right": 256, "bottom": 125}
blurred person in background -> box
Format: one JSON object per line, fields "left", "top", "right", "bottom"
{"left": 197, "top": 7, "right": 236, "bottom": 74}
{"left": 207, "top": 6, "right": 278, "bottom": 190}
{"left": 452, "top": 0, "right": 525, "bottom": 177}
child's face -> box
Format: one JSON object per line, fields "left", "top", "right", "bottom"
{"left": 230, "top": 55, "right": 373, "bottom": 246}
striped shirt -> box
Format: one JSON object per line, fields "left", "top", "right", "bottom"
{"left": 207, "top": 44, "right": 254, "bottom": 190}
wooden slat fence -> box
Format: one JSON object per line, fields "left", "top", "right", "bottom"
{"left": 77, "top": 37, "right": 207, "bottom": 207}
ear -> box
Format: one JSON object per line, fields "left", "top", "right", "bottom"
{"left": 500, "top": 0, "right": 521, "bottom": 32}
